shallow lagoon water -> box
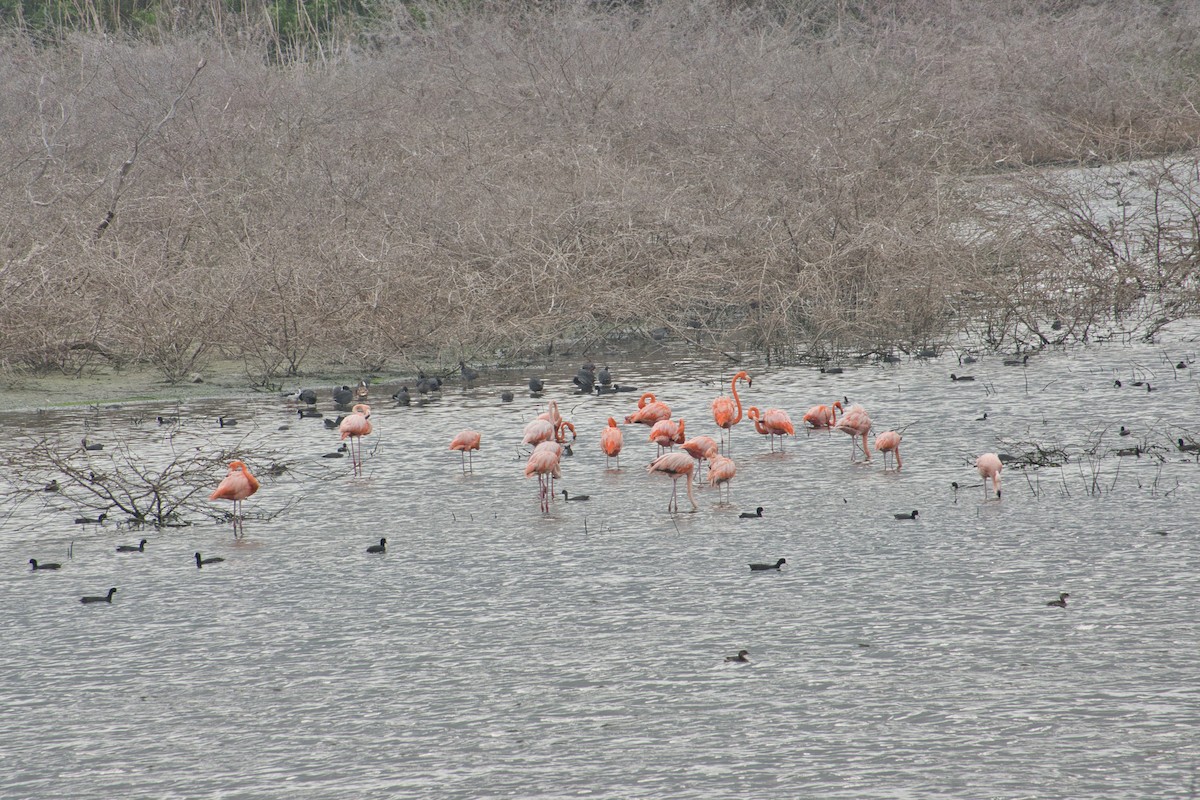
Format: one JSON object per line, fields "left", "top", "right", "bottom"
{"left": 3, "top": 327, "right": 1200, "bottom": 799}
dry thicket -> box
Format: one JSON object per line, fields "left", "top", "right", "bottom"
{"left": 2, "top": 0, "right": 1200, "bottom": 382}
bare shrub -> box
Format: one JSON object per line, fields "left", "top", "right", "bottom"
{"left": 965, "top": 156, "right": 1200, "bottom": 349}
{"left": 5, "top": 431, "right": 256, "bottom": 528}
{"left": 2, "top": 1, "right": 1200, "bottom": 377}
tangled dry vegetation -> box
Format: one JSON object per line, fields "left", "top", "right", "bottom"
{"left": 3, "top": 0, "right": 1200, "bottom": 383}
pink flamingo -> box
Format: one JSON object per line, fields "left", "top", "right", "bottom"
{"left": 339, "top": 403, "right": 373, "bottom": 475}
{"left": 711, "top": 371, "right": 751, "bottom": 452}
{"left": 525, "top": 441, "right": 563, "bottom": 512}
{"left": 874, "top": 430, "right": 902, "bottom": 470}
{"left": 625, "top": 392, "right": 672, "bottom": 426}
{"left": 209, "top": 460, "right": 260, "bottom": 538}
{"left": 976, "top": 453, "right": 1002, "bottom": 499}
{"left": 746, "top": 406, "right": 795, "bottom": 452}
{"left": 680, "top": 435, "right": 719, "bottom": 483}
{"left": 647, "top": 451, "right": 697, "bottom": 512}
{"left": 834, "top": 404, "right": 872, "bottom": 461}
{"left": 707, "top": 454, "right": 737, "bottom": 504}
{"left": 803, "top": 400, "right": 843, "bottom": 430}
{"left": 556, "top": 420, "right": 577, "bottom": 446}
{"left": 648, "top": 418, "right": 685, "bottom": 453}
{"left": 600, "top": 417, "right": 623, "bottom": 469}
{"left": 522, "top": 418, "right": 556, "bottom": 446}
{"left": 449, "top": 430, "right": 481, "bottom": 473}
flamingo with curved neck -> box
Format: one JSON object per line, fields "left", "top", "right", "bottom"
{"left": 712, "top": 371, "right": 752, "bottom": 452}
{"left": 803, "top": 400, "right": 843, "bottom": 430}
{"left": 746, "top": 406, "right": 795, "bottom": 452}
{"left": 625, "top": 392, "right": 672, "bottom": 426}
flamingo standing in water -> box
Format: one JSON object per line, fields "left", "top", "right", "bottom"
{"left": 525, "top": 441, "right": 563, "bottom": 512}
{"left": 803, "top": 400, "right": 843, "bottom": 430}
{"left": 746, "top": 406, "right": 795, "bottom": 452}
{"left": 209, "top": 460, "right": 260, "bottom": 538}
{"left": 707, "top": 454, "right": 737, "bottom": 504}
{"left": 625, "top": 392, "right": 672, "bottom": 426}
{"left": 711, "top": 371, "right": 751, "bottom": 452}
{"left": 835, "top": 404, "right": 872, "bottom": 461}
{"left": 680, "top": 435, "right": 719, "bottom": 483}
{"left": 976, "top": 452, "right": 1002, "bottom": 499}
{"left": 874, "top": 430, "right": 902, "bottom": 470}
{"left": 339, "top": 404, "right": 373, "bottom": 475}
{"left": 648, "top": 418, "right": 685, "bottom": 454}
{"left": 449, "top": 430, "right": 481, "bottom": 473}
{"left": 647, "top": 451, "right": 697, "bottom": 512}
{"left": 600, "top": 417, "right": 623, "bottom": 469}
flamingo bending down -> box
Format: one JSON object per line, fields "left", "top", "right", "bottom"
{"left": 525, "top": 441, "right": 563, "bottom": 512}
{"left": 625, "top": 392, "right": 672, "bottom": 426}
{"left": 803, "top": 400, "right": 843, "bottom": 430}
{"left": 648, "top": 418, "right": 685, "bottom": 453}
{"left": 555, "top": 420, "right": 577, "bottom": 446}
{"left": 746, "top": 407, "right": 795, "bottom": 452}
{"left": 711, "top": 371, "right": 751, "bottom": 452}
{"left": 209, "top": 460, "right": 260, "bottom": 538}
{"left": 449, "top": 430, "right": 482, "bottom": 473}
{"left": 706, "top": 454, "right": 737, "bottom": 504}
{"left": 339, "top": 404, "right": 373, "bottom": 475}
{"left": 647, "top": 452, "right": 697, "bottom": 512}
{"left": 874, "top": 430, "right": 902, "bottom": 470}
{"left": 600, "top": 417, "right": 623, "bottom": 469}
{"left": 976, "top": 453, "right": 1003, "bottom": 499}
{"left": 834, "top": 404, "right": 872, "bottom": 461}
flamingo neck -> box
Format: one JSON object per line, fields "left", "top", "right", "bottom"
{"left": 683, "top": 472, "right": 698, "bottom": 509}
{"left": 730, "top": 375, "right": 744, "bottom": 425}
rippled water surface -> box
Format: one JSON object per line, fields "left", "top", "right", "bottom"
{"left": 4, "top": 327, "right": 1200, "bottom": 799}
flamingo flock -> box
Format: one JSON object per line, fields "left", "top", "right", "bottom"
{"left": 418, "top": 366, "right": 1002, "bottom": 516}
{"left": 202, "top": 364, "right": 1008, "bottom": 531}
